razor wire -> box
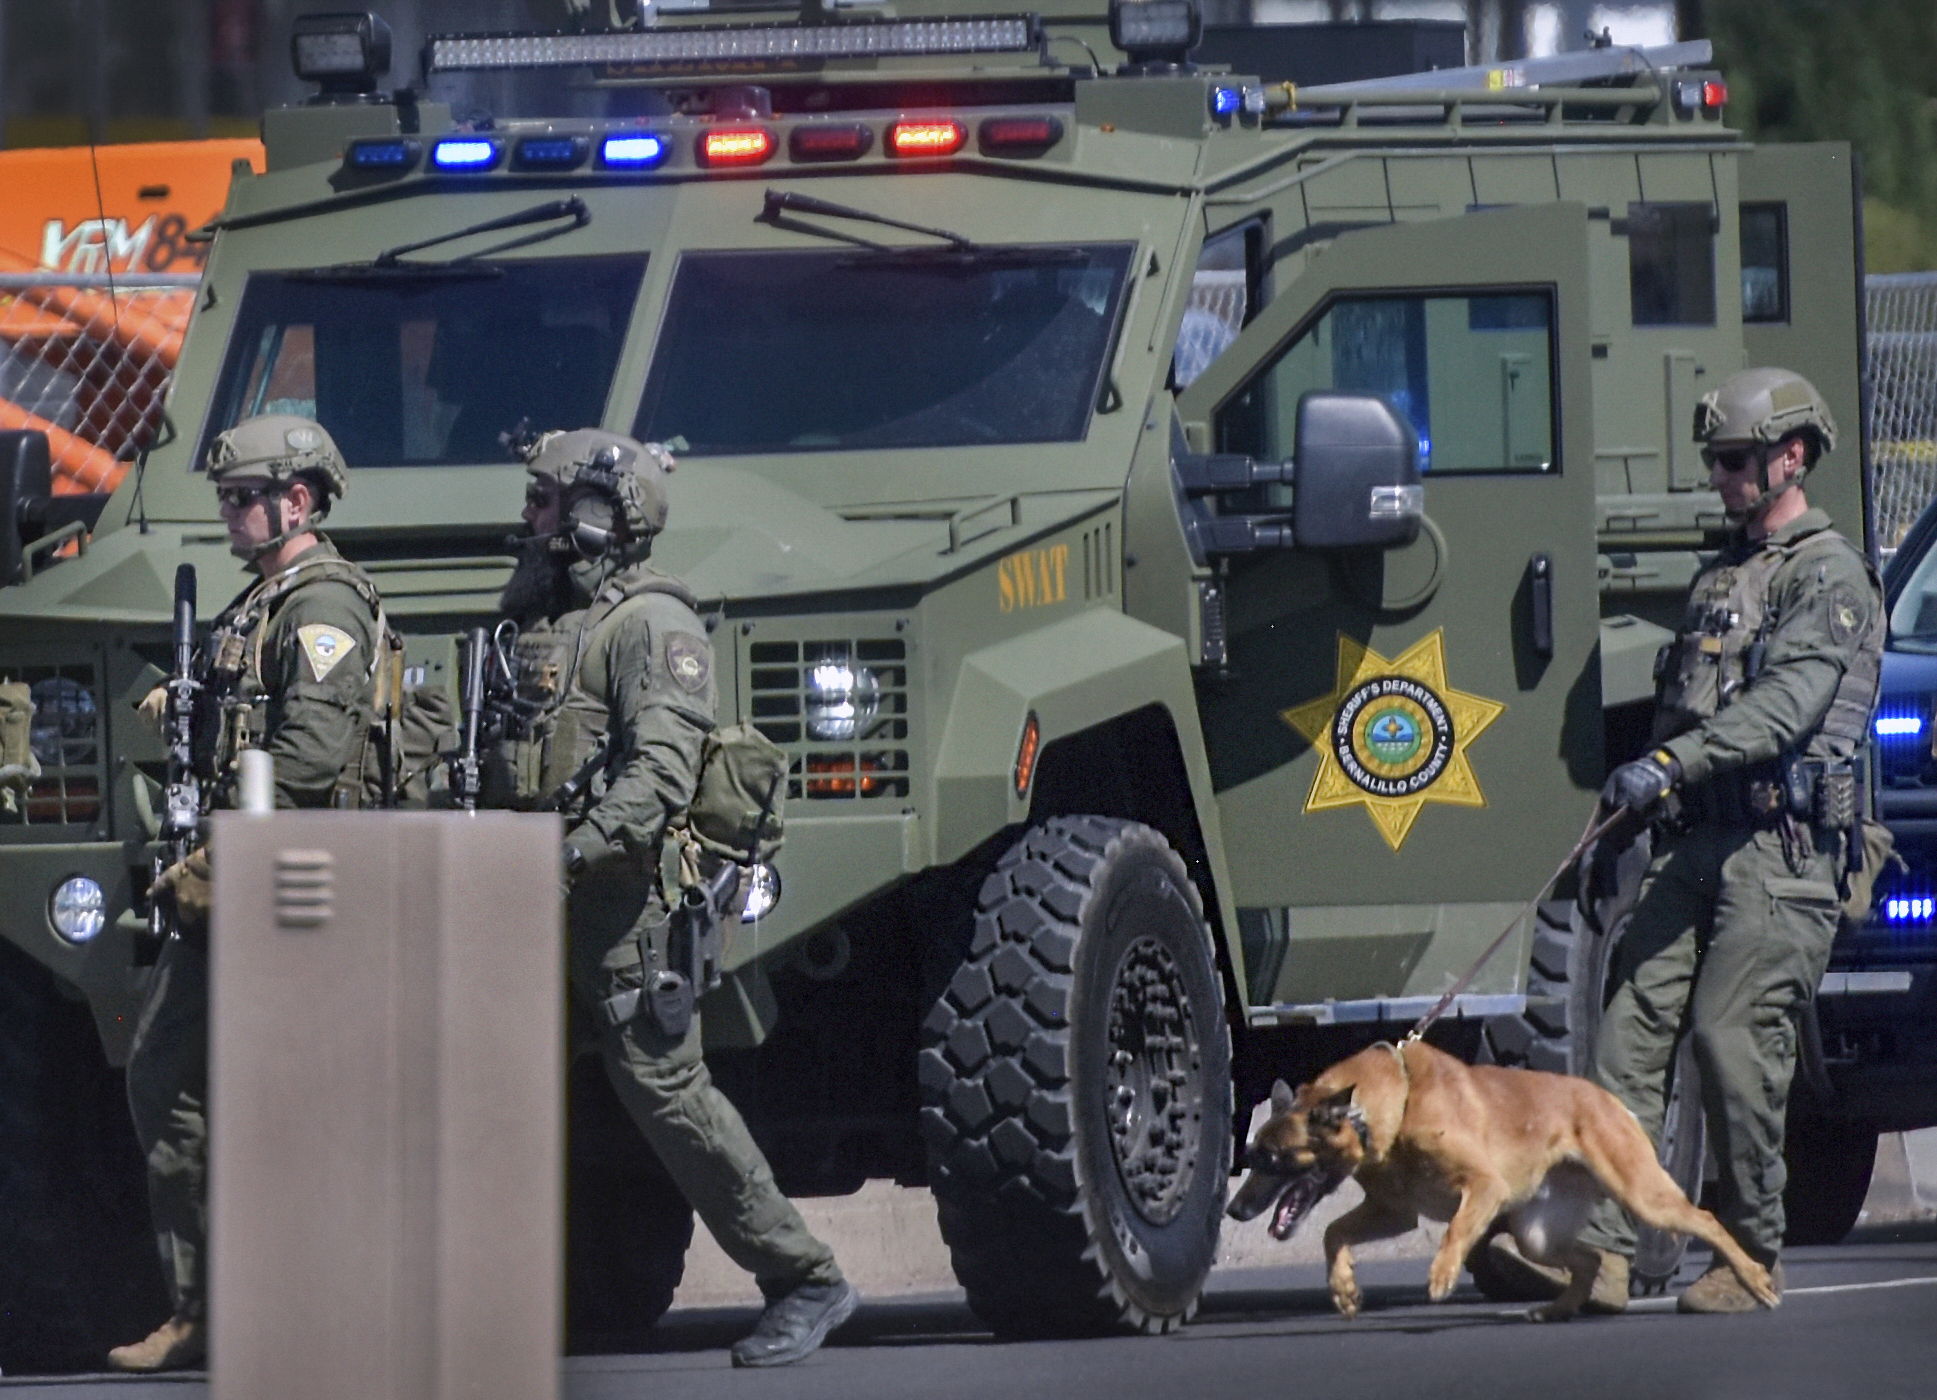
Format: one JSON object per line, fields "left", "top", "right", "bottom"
{"left": 0, "top": 272, "right": 199, "bottom": 494}
{"left": 1868, "top": 272, "right": 1937, "bottom": 553}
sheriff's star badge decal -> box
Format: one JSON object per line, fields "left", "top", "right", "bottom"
{"left": 1281, "top": 629, "right": 1505, "bottom": 851}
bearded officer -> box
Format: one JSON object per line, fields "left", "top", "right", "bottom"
{"left": 484, "top": 429, "right": 856, "bottom": 1367}
{"left": 1495, "top": 369, "right": 1883, "bottom": 1314}
{"left": 112, "top": 415, "right": 387, "bottom": 1371}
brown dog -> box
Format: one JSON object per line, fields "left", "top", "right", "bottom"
{"left": 1226, "top": 1038, "right": 1778, "bottom": 1320}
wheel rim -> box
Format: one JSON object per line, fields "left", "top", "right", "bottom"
{"left": 1105, "top": 934, "right": 1204, "bottom": 1226}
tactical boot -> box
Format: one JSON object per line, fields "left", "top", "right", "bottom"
{"left": 107, "top": 1314, "right": 206, "bottom": 1372}
{"left": 1677, "top": 1257, "right": 1784, "bottom": 1314}
{"left": 1485, "top": 1235, "right": 1628, "bottom": 1313}
{"left": 730, "top": 1278, "right": 859, "bottom": 1368}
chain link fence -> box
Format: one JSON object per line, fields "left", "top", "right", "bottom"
{"left": 0, "top": 273, "right": 197, "bottom": 494}
{"left": 1869, "top": 272, "right": 1937, "bottom": 553}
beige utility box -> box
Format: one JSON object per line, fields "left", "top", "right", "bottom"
{"left": 209, "top": 811, "right": 562, "bottom": 1400}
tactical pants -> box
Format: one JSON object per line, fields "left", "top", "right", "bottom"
{"left": 1578, "top": 821, "right": 1842, "bottom": 1263}
{"left": 569, "top": 871, "right": 842, "bottom": 1298}
{"left": 123, "top": 935, "right": 209, "bottom": 1321}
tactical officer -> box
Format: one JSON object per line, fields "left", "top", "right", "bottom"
{"left": 1498, "top": 369, "right": 1883, "bottom": 1314}
{"left": 113, "top": 415, "right": 387, "bottom": 1371}
{"left": 483, "top": 429, "right": 856, "bottom": 1367}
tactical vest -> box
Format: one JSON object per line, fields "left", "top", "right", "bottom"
{"left": 481, "top": 567, "right": 706, "bottom": 815}
{"left": 195, "top": 549, "right": 416, "bottom": 808}
{"left": 1652, "top": 526, "right": 1884, "bottom": 765}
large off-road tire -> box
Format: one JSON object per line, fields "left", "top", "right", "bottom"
{"left": 1781, "top": 1107, "right": 1878, "bottom": 1247}
{"left": 563, "top": 1054, "right": 694, "bottom": 1353}
{"left": 0, "top": 943, "right": 167, "bottom": 1375}
{"left": 1471, "top": 886, "right": 1707, "bottom": 1296}
{"left": 920, "top": 817, "right": 1232, "bottom": 1337}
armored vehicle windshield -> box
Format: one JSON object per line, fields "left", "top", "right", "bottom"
{"left": 635, "top": 242, "right": 1134, "bottom": 454}
{"left": 203, "top": 253, "right": 647, "bottom": 466}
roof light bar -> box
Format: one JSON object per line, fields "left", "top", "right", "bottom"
{"left": 600, "top": 133, "right": 669, "bottom": 169}
{"left": 699, "top": 128, "right": 775, "bottom": 168}
{"left": 431, "top": 137, "right": 503, "bottom": 172}
{"left": 425, "top": 16, "right": 1039, "bottom": 74}
{"left": 888, "top": 120, "right": 966, "bottom": 158}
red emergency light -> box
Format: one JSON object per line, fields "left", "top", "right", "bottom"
{"left": 887, "top": 120, "right": 966, "bottom": 158}
{"left": 699, "top": 128, "right": 775, "bottom": 167}
{"left": 979, "top": 116, "right": 1064, "bottom": 157}
{"left": 790, "top": 124, "right": 874, "bottom": 163}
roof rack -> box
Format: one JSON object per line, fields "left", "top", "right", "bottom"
{"left": 1291, "top": 39, "right": 1711, "bottom": 103}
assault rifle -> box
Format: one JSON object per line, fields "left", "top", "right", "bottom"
{"left": 452, "top": 626, "right": 489, "bottom": 811}
{"left": 151, "top": 564, "right": 201, "bottom": 945}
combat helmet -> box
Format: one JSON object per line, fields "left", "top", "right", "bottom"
{"left": 206, "top": 414, "right": 349, "bottom": 503}
{"left": 523, "top": 428, "right": 675, "bottom": 562}
{"left": 1694, "top": 367, "right": 1838, "bottom": 459}
{"left": 1693, "top": 368, "right": 1836, "bottom": 525}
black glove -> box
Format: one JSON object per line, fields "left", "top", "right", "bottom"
{"left": 1602, "top": 750, "right": 1681, "bottom": 816}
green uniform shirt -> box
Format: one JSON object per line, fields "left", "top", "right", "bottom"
{"left": 561, "top": 575, "right": 717, "bottom": 870}
{"left": 1658, "top": 508, "right": 1881, "bottom": 786}
{"left": 208, "top": 539, "right": 381, "bottom": 809}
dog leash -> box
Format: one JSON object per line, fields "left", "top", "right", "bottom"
{"left": 1401, "top": 804, "right": 1628, "bottom": 1046}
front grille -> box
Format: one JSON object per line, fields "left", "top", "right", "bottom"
{"left": 4, "top": 660, "right": 104, "bottom": 826}
{"left": 748, "top": 637, "right": 910, "bottom": 801}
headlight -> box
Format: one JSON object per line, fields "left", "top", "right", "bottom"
{"left": 804, "top": 660, "right": 879, "bottom": 742}
{"left": 740, "top": 862, "right": 782, "bottom": 924}
{"left": 50, "top": 876, "right": 106, "bottom": 943}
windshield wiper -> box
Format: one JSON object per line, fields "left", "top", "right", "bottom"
{"left": 292, "top": 197, "right": 591, "bottom": 282}
{"left": 760, "top": 189, "right": 982, "bottom": 254}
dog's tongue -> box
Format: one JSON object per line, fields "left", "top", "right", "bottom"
{"left": 1269, "top": 1192, "right": 1303, "bottom": 1240}
{"left": 1267, "top": 1166, "right": 1340, "bottom": 1240}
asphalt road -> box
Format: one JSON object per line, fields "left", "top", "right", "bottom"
{"left": 11, "top": 1223, "right": 1935, "bottom": 1400}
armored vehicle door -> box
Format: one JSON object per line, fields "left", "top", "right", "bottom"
{"left": 1177, "top": 204, "right": 1600, "bottom": 1014}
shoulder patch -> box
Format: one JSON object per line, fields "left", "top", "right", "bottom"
{"left": 1826, "top": 584, "right": 1864, "bottom": 647}
{"left": 296, "top": 623, "right": 359, "bottom": 683}
{"left": 664, "top": 631, "right": 712, "bottom": 694}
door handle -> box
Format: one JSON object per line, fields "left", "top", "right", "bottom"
{"left": 1530, "top": 552, "right": 1554, "bottom": 658}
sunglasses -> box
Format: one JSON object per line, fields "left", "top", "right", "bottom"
{"left": 1701, "top": 445, "right": 1767, "bottom": 475}
{"left": 214, "top": 483, "right": 281, "bottom": 511}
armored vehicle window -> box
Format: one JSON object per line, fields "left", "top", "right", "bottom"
{"left": 203, "top": 255, "right": 647, "bottom": 466}
{"left": 1740, "top": 204, "right": 1789, "bottom": 324}
{"left": 1174, "top": 220, "right": 1266, "bottom": 389}
{"left": 633, "top": 244, "right": 1133, "bottom": 454}
{"left": 1889, "top": 527, "right": 1937, "bottom": 652}
{"left": 1627, "top": 202, "right": 1716, "bottom": 326}
{"left": 1216, "top": 291, "right": 1556, "bottom": 474}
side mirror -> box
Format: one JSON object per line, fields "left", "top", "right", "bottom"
{"left": 1, "top": 431, "right": 110, "bottom": 585}
{"left": 1, "top": 431, "right": 54, "bottom": 586}
{"left": 1291, "top": 393, "right": 1422, "bottom": 550}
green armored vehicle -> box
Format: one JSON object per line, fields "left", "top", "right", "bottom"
{"left": 0, "top": 0, "right": 1876, "bottom": 1368}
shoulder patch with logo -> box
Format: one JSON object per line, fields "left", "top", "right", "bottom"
{"left": 296, "top": 623, "right": 358, "bottom": 683}
{"left": 664, "top": 632, "right": 711, "bottom": 694}
{"left": 1826, "top": 583, "right": 1864, "bottom": 646}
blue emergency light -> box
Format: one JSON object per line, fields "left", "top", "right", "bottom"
{"left": 1884, "top": 895, "right": 1935, "bottom": 924}
{"left": 514, "top": 135, "right": 589, "bottom": 170}
{"left": 346, "top": 137, "right": 420, "bottom": 172}
{"left": 601, "top": 134, "right": 669, "bottom": 170}
{"left": 1876, "top": 714, "right": 1925, "bottom": 737}
{"left": 431, "top": 138, "right": 502, "bottom": 172}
